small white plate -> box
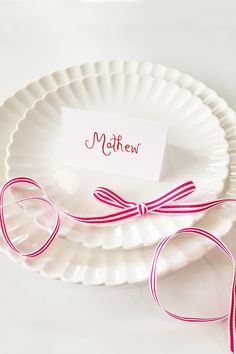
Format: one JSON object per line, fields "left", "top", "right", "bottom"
{"left": 0, "top": 60, "right": 235, "bottom": 285}
{"left": 6, "top": 73, "right": 229, "bottom": 250}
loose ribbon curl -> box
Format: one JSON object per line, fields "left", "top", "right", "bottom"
{"left": 150, "top": 227, "right": 236, "bottom": 353}
{"left": 1, "top": 176, "right": 236, "bottom": 352}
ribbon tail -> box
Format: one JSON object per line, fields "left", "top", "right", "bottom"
{"left": 229, "top": 272, "right": 236, "bottom": 353}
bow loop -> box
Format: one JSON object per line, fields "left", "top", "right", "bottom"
{"left": 93, "top": 186, "right": 136, "bottom": 210}
{"left": 146, "top": 180, "right": 197, "bottom": 212}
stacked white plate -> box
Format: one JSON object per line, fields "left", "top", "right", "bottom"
{"left": 1, "top": 61, "right": 236, "bottom": 285}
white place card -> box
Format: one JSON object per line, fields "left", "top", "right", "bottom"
{"left": 61, "top": 108, "right": 168, "bottom": 182}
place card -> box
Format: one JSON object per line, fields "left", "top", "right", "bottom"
{"left": 62, "top": 108, "right": 168, "bottom": 181}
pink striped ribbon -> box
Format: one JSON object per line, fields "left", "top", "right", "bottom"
{"left": 1, "top": 176, "right": 236, "bottom": 351}
{"left": 149, "top": 227, "right": 236, "bottom": 353}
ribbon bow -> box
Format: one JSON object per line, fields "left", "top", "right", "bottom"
{"left": 0, "top": 177, "right": 235, "bottom": 254}
{"left": 92, "top": 180, "right": 196, "bottom": 218}
{"left": 70, "top": 180, "right": 229, "bottom": 224}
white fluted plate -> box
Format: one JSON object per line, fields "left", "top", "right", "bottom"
{"left": 6, "top": 73, "right": 229, "bottom": 250}
{"left": 0, "top": 60, "right": 235, "bottom": 285}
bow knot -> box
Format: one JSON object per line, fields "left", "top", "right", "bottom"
{"left": 137, "top": 202, "right": 149, "bottom": 216}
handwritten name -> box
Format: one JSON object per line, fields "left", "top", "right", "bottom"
{"left": 85, "top": 132, "right": 141, "bottom": 157}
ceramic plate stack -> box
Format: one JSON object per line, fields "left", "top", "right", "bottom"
{"left": 1, "top": 61, "right": 236, "bottom": 285}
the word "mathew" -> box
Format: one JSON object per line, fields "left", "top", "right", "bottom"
{"left": 85, "top": 132, "right": 141, "bottom": 157}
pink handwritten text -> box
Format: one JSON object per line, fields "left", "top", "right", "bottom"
{"left": 85, "top": 132, "right": 141, "bottom": 157}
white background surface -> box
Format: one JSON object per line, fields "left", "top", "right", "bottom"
{"left": 0, "top": 1, "right": 236, "bottom": 353}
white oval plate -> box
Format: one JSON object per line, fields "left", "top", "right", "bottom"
{"left": 6, "top": 73, "right": 229, "bottom": 250}
{"left": 0, "top": 60, "right": 235, "bottom": 285}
